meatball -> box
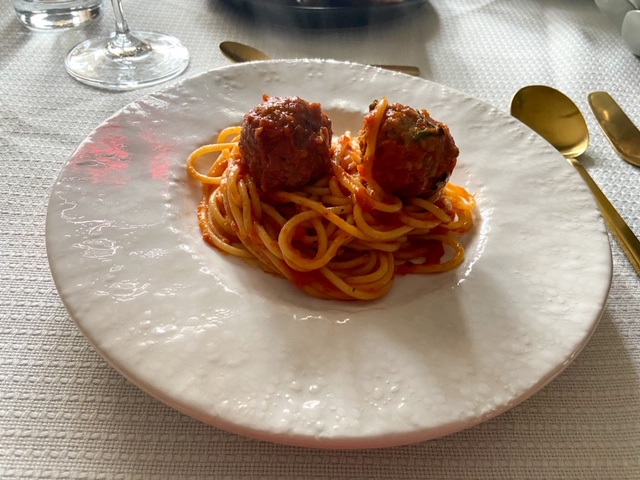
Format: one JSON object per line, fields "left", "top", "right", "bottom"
{"left": 238, "top": 95, "right": 333, "bottom": 191}
{"left": 360, "top": 101, "right": 459, "bottom": 197}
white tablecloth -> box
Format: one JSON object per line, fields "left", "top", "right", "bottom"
{"left": 2, "top": 0, "right": 639, "bottom": 478}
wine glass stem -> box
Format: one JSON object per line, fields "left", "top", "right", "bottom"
{"left": 112, "top": 0, "right": 129, "bottom": 35}
{"left": 107, "top": 0, "right": 151, "bottom": 58}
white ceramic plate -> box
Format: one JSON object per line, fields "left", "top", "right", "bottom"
{"left": 46, "top": 60, "right": 612, "bottom": 449}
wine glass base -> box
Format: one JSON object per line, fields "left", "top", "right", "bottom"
{"left": 65, "top": 31, "right": 190, "bottom": 91}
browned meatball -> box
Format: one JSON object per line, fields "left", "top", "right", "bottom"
{"left": 360, "top": 101, "right": 459, "bottom": 197}
{"left": 238, "top": 95, "right": 333, "bottom": 191}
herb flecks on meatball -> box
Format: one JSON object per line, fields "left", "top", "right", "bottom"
{"left": 360, "top": 100, "right": 459, "bottom": 198}
{"left": 239, "top": 95, "right": 333, "bottom": 191}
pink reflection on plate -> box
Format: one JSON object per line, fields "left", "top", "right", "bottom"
{"left": 139, "top": 129, "right": 177, "bottom": 183}
{"left": 71, "top": 124, "right": 130, "bottom": 186}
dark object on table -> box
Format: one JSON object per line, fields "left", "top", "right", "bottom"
{"left": 218, "top": 0, "right": 428, "bottom": 28}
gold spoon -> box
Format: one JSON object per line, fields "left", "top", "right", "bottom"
{"left": 219, "top": 40, "right": 421, "bottom": 76}
{"left": 510, "top": 85, "right": 640, "bottom": 275}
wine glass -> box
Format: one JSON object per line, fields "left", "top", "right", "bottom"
{"left": 65, "top": 0, "right": 189, "bottom": 91}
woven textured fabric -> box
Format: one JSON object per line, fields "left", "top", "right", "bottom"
{"left": 1, "top": 0, "right": 639, "bottom": 478}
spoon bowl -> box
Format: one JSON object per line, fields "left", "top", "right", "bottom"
{"left": 510, "top": 85, "right": 589, "bottom": 159}
{"left": 510, "top": 85, "right": 640, "bottom": 275}
{"left": 219, "top": 40, "right": 421, "bottom": 76}
{"left": 220, "top": 41, "right": 270, "bottom": 63}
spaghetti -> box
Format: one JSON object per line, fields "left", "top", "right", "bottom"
{"left": 187, "top": 98, "right": 476, "bottom": 301}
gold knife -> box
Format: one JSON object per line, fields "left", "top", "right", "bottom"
{"left": 588, "top": 91, "right": 640, "bottom": 167}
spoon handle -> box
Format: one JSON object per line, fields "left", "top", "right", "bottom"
{"left": 371, "top": 64, "right": 420, "bottom": 76}
{"left": 568, "top": 157, "right": 640, "bottom": 275}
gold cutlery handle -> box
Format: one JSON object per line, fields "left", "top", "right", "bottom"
{"left": 568, "top": 157, "right": 640, "bottom": 275}
{"left": 371, "top": 64, "right": 420, "bottom": 76}
{"left": 588, "top": 91, "right": 640, "bottom": 167}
